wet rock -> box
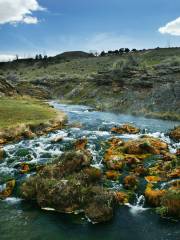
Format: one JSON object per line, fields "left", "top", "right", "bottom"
{"left": 145, "top": 176, "right": 162, "bottom": 183}
{"left": 41, "top": 150, "right": 92, "bottom": 178}
{"left": 133, "top": 165, "right": 148, "bottom": 176}
{"left": 104, "top": 136, "right": 166, "bottom": 173}
{"left": 169, "top": 126, "right": 180, "bottom": 142}
{"left": 105, "top": 170, "right": 120, "bottom": 181}
{"left": 111, "top": 124, "right": 140, "bottom": 134}
{"left": 22, "top": 130, "right": 36, "bottom": 139}
{"left": 74, "top": 138, "right": 88, "bottom": 150}
{"left": 83, "top": 167, "right": 102, "bottom": 182}
{"left": 106, "top": 159, "right": 124, "bottom": 170}
{"left": 20, "top": 163, "right": 30, "bottom": 174}
{"left": 168, "top": 168, "right": 180, "bottom": 178}
{"left": 0, "top": 180, "right": 16, "bottom": 199}
{"left": 108, "top": 138, "right": 124, "bottom": 147}
{"left": 124, "top": 136, "right": 168, "bottom": 155}
{"left": 85, "top": 201, "right": 113, "bottom": 224}
{"left": 51, "top": 135, "right": 64, "bottom": 143}
{"left": 123, "top": 175, "right": 138, "bottom": 190}
{"left": 162, "top": 152, "right": 176, "bottom": 161}
{"left": 84, "top": 186, "right": 115, "bottom": 223}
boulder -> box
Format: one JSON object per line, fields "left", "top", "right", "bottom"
{"left": 111, "top": 124, "right": 140, "bottom": 134}
{"left": 124, "top": 136, "right": 168, "bottom": 155}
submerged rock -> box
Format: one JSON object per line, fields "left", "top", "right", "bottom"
{"left": 111, "top": 124, "right": 140, "bottom": 134}
{"left": 20, "top": 150, "right": 115, "bottom": 223}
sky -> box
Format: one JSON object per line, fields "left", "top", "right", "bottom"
{"left": 0, "top": 0, "right": 180, "bottom": 61}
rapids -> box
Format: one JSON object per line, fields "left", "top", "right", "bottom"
{"left": 0, "top": 102, "right": 179, "bottom": 240}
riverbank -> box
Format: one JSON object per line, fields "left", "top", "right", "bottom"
{"left": 0, "top": 98, "right": 67, "bottom": 145}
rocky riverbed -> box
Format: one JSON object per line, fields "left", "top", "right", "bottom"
{"left": 0, "top": 102, "right": 179, "bottom": 240}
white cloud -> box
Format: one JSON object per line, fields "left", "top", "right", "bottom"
{"left": 0, "top": 0, "right": 45, "bottom": 25}
{"left": 0, "top": 54, "right": 16, "bottom": 62}
{"left": 159, "top": 17, "right": 180, "bottom": 36}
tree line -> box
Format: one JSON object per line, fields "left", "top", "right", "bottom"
{"left": 99, "top": 48, "right": 139, "bottom": 57}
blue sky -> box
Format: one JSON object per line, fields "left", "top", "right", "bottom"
{"left": 0, "top": 0, "right": 180, "bottom": 60}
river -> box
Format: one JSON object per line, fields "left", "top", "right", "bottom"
{"left": 0, "top": 102, "right": 179, "bottom": 240}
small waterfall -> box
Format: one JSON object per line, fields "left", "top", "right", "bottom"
{"left": 125, "top": 195, "right": 148, "bottom": 215}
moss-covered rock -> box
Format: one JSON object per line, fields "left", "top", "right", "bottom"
{"left": 20, "top": 150, "right": 115, "bottom": 223}
{"left": 111, "top": 124, "right": 140, "bottom": 134}
{"left": 123, "top": 175, "right": 139, "bottom": 190}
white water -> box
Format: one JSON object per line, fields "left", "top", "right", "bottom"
{"left": 126, "top": 195, "right": 149, "bottom": 215}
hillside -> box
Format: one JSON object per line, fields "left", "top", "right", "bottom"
{"left": 0, "top": 48, "right": 180, "bottom": 120}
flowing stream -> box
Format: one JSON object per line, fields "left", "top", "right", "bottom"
{"left": 0, "top": 102, "right": 179, "bottom": 240}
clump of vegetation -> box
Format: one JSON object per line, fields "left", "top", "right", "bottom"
{"left": 156, "top": 56, "right": 180, "bottom": 68}
{"left": 112, "top": 55, "right": 140, "bottom": 71}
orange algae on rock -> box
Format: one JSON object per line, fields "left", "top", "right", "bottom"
{"left": 145, "top": 176, "right": 162, "bottom": 183}
{"left": 145, "top": 183, "right": 166, "bottom": 206}
{"left": 106, "top": 170, "right": 120, "bottom": 181}
{"left": 114, "top": 192, "right": 129, "bottom": 204}
{"left": 0, "top": 180, "right": 16, "bottom": 198}
{"left": 111, "top": 124, "right": 140, "bottom": 134}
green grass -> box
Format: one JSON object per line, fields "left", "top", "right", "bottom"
{"left": 2, "top": 48, "right": 180, "bottom": 83}
{"left": 0, "top": 98, "right": 58, "bottom": 130}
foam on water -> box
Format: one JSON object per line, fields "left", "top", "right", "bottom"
{"left": 3, "top": 197, "right": 22, "bottom": 204}
{"left": 126, "top": 195, "right": 149, "bottom": 215}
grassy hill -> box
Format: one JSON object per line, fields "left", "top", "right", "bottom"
{"left": 0, "top": 48, "right": 180, "bottom": 120}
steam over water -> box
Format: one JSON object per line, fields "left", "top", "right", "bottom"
{"left": 0, "top": 102, "right": 179, "bottom": 240}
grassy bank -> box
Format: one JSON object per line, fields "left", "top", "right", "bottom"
{"left": 0, "top": 97, "right": 59, "bottom": 130}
